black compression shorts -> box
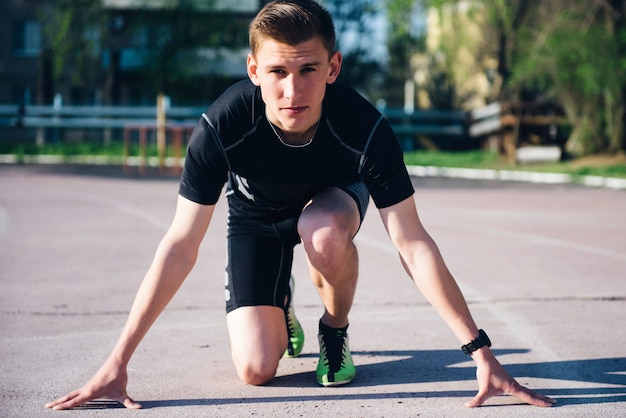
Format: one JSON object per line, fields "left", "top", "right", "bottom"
{"left": 224, "top": 182, "right": 369, "bottom": 313}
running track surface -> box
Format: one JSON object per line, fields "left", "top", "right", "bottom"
{"left": 1, "top": 164, "right": 625, "bottom": 417}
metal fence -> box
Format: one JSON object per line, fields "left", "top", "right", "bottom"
{"left": 1, "top": 100, "right": 501, "bottom": 133}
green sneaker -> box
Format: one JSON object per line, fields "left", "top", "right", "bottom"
{"left": 316, "top": 321, "right": 355, "bottom": 386}
{"left": 283, "top": 276, "right": 304, "bottom": 358}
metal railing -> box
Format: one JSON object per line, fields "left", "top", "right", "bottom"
{"left": 381, "top": 102, "right": 502, "bottom": 140}
{"left": 0, "top": 102, "right": 503, "bottom": 160}
{"left": 1, "top": 102, "right": 502, "bottom": 136}
{"left": 0, "top": 103, "right": 204, "bottom": 129}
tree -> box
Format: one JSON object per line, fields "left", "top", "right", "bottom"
{"left": 385, "top": 0, "right": 422, "bottom": 107}
{"left": 421, "top": 1, "right": 500, "bottom": 109}
{"left": 424, "top": 0, "right": 626, "bottom": 156}
{"left": 39, "top": 0, "right": 108, "bottom": 104}
{"left": 510, "top": 0, "right": 626, "bottom": 155}
{"left": 324, "top": 0, "right": 385, "bottom": 99}
{"left": 39, "top": 0, "right": 254, "bottom": 105}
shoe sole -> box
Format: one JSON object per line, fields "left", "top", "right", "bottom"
{"left": 283, "top": 351, "right": 302, "bottom": 359}
{"left": 317, "top": 376, "right": 354, "bottom": 387}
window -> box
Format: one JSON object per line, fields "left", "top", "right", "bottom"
{"left": 12, "top": 21, "right": 41, "bottom": 56}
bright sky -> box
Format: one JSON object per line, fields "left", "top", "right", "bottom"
{"left": 332, "top": 1, "right": 426, "bottom": 61}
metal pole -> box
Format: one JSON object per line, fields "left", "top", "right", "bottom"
{"left": 156, "top": 94, "right": 168, "bottom": 172}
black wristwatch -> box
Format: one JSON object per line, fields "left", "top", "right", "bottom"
{"left": 461, "top": 329, "right": 491, "bottom": 355}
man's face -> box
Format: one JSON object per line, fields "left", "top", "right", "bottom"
{"left": 247, "top": 37, "right": 342, "bottom": 143}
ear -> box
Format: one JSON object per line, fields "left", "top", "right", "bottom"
{"left": 247, "top": 53, "right": 260, "bottom": 86}
{"left": 326, "top": 51, "right": 342, "bottom": 84}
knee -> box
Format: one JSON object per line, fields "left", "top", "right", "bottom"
{"left": 226, "top": 306, "right": 286, "bottom": 386}
{"left": 299, "top": 216, "right": 354, "bottom": 272}
{"left": 234, "top": 359, "right": 278, "bottom": 386}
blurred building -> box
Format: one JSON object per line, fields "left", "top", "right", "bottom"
{"left": 0, "top": 0, "right": 266, "bottom": 106}
{"left": 0, "top": 0, "right": 44, "bottom": 105}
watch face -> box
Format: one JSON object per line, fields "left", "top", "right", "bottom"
{"left": 478, "top": 330, "right": 491, "bottom": 347}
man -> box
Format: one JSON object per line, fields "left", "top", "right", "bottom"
{"left": 46, "top": 0, "right": 555, "bottom": 410}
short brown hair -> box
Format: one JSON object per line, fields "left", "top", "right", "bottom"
{"left": 249, "top": 0, "right": 336, "bottom": 57}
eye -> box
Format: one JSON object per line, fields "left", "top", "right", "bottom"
{"left": 270, "top": 69, "right": 286, "bottom": 76}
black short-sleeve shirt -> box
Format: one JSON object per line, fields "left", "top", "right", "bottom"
{"left": 179, "top": 80, "right": 415, "bottom": 221}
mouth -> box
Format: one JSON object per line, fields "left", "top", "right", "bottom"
{"left": 282, "top": 106, "right": 307, "bottom": 115}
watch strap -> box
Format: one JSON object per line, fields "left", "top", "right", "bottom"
{"left": 461, "top": 329, "right": 491, "bottom": 355}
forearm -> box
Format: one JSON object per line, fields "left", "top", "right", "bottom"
{"left": 107, "top": 237, "right": 198, "bottom": 368}
{"left": 379, "top": 199, "right": 483, "bottom": 348}
{"left": 401, "top": 237, "right": 480, "bottom": 344}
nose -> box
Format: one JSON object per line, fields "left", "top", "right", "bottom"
{"left": 283, "top": 74, "right": 299, "bottom": 99}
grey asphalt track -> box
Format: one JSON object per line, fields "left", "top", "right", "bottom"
{"left": 1, "top": 164, "right": 625, "bottom": 417}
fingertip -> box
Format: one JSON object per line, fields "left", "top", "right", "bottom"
{"left": 464, "top": 398, "right": 483, "bottom": 408}
{"left": 525, "top": 392, "right": 557, "bottom": 407}
{"left": 123, "top": 398, "right": 142, "bottom": 410}
{"left": 544, "top": 397, "right": 557, "bottom": 406}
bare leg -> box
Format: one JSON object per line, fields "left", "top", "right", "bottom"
{"left": 298, "top": 188, "right": 361, "bottom": 328}
{"left": 226, "top": 306, "right": 287, "bottom": 385}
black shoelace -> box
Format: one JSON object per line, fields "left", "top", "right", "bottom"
{"left": 319, "top": 325, "right": 348, "bottom": 373}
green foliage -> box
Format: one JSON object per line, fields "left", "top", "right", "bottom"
{"left": 0, "top": 140, "right": 177, "bottom": 160}
{"left": 402, "top": 150, "right": 626, "bottom": 179}
{"left": 384, "top": 0, "right": 423, "bottom": 106}
{"left": 519, "top": 10, "right": 619, "bottom": 98}
{"left": 506, "top": 1, "right": 626, "bottom": 155}
{"left": 422, "top": 0, "right": 626, "bottom": 156}
{"left": 403, "top": 150, "right": 499, "bottom": 167}
{"left": 387, "top": 0, "right": 416, "bottom": 39}
{"left": 573, "top": 164, "right": 626, "bottom": 178}
{"left": 40, "top": 0, "right": 107, "bottom": 86}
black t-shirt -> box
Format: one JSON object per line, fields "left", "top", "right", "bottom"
{"left": 179, "top": 79, "right": 415, "bottom": 221}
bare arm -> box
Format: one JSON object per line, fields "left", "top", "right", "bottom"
{"left": 46, "top": 195, "right": 214, "bottom": 410}
{"left": 378, "top": 196, "right": 555, "bottom": 408}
